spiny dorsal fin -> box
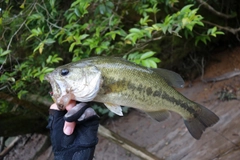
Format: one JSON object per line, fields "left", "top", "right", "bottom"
{"left": 147, "top": 110, "right": 171, "bottom": 122}
{"left": 151, "top": 68, "right": 184, "bottom": 88}
{"left": 104, "top": 103, "right": 123, "bottom": 116}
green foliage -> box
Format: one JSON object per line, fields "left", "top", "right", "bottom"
{"left": 0, "top": 100, "right": 12, "bottom": 114}
{"left": 125, "top": 51, "right": 161, "bottom": 68}
{"left": 195, "top": 27, "right": 224, "bottom": 45}
{"left": 0, "top": 0, "right": 227, "bottom": 117}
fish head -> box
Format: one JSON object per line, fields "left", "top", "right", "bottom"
{"left": 44, "top": 62, "right": 102, "bottom": 110}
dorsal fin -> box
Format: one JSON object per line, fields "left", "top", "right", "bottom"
{"left": 152, "top": 68, "right": 185, "bottom": 88}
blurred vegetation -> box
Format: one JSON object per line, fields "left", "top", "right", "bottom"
{"left": 0, "top": 0, "right": 239, "bottom": 136}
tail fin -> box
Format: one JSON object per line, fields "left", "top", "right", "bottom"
{"left": 184, "top": 104, "right": 219, "bottom": 140}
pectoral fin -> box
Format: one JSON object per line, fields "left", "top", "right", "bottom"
{"left": 147, "top": 110, "right": 170, "bottom": 122}
{"left": 104, "top": 103, "right": 123, "bottom": 116}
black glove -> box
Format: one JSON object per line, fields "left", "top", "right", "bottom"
{"left": 47, "top": 103, "right": 99, "bottom": 160}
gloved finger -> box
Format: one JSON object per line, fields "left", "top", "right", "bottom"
{"left": 64, "top": 103, "right": 89, "bottom": 122}
{"left": 64, "top": 103, "right": 99, "bottom": 148}
{"left": 77, "top": 108, "right": 98, "bottom": 122}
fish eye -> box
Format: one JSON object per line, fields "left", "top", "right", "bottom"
{"left": 60, "top": 69, "right": 69, "bottom": 76}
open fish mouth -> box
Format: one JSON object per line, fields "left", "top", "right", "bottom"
{"left": 45, "top": 72, "right": 75, "bottom": 109}
{"left": 45, "top": 73, "right": 62, "bottom": 102}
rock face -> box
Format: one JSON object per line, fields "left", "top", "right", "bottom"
{"left": 2, "top": 47, "right": 240, "bottom": 160}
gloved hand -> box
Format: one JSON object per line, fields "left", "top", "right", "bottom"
{"left": 47, "top": 102, "right": 99, "bottom": 160}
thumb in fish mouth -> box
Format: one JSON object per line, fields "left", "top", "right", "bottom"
{"left": 57, "top": 103, "right": 65, "bottom": 110}
{"left": 56, "top": 93, "right": 74, "bottom": 110}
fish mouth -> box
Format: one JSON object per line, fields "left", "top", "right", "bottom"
{"left": 44, "top": 73, "right": 72, "bottom": 109}
{"left": 44, "top": 73, "right": 62, "bottom": 101}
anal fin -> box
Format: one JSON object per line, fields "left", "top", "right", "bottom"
{"left": 147, "top": 110, "right": 170, "bottom": 122}
{"left": 104, "top": 103, "right": 123, "bottom": 116}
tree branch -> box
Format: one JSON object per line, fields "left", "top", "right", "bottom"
{"left": 0, "top": 92, "right": 48, "bottom": 115}
{"left": 98, "top": 125, "right": 162, "bottom": 160}
{"left": 203, "top": 20, "right": 240, "bottom": 35}
{"left": 0, "top": 136, "right": 21, "bottom": 159}
{"left": 196, "top": 0, "right": 236, "bottom": 19}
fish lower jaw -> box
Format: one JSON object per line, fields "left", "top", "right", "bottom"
{"left": 55, "top": 93, "right": 74, "bottom": 109}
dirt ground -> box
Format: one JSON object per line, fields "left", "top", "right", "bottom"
{"left": 2, "top": 47, "right": 240, "bottom": 160}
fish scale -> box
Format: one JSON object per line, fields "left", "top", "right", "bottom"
{"left": 96, "top": 66, "right": 193, "bottom": 115}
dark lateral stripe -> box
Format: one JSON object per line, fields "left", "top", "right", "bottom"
{"left": 117, "top": 79, "right": 196, "bottom": 116}
{"left": 153, "top": 90, "right": 196, "bottom": 115}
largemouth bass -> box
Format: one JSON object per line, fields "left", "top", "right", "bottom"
{"left": 45, "top": 56, "right": 219, "bottom": 139}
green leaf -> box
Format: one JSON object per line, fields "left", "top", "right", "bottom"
{"left": 148, "top": 57, "right": 161, "bottom": 63}
{"left": 39, "top": 74, "right": 45, "bottom": 82}
{"left": 26, "top": 13, "right": 45, "bottom": 24}
{"left": 0, "top": 57, "right": 6, "bottom": 64}
{"left": 181, "top": 4, "right": 193, "bottom": 13}
{"left": 215, "top": 31, "right": 224, "bottom": 35}
{"left": 50, "top": 0, "right": 55, "bottom": 8}
{"left": 141, "top": 59, "right": 158, "bottom": 68}
{"left": 46, "top": 55, "right": 52, "bottom": 64}
{"left": 74, "top": 8, "right": 81, "bottom": 17}
{"left": 141, "top": 59, "right": 151, "bottom": 68}
{"left": 106, "top": 1, "right": 114, "bottom": 8}
{"left": 80, "top": 34, "right": 89, "bottom": 40}
{"left": 38, "top": 42, "right": 44, "bottom": 54}
{"left": 26, "top": 28, "right": 43, "bottom": 40}
{"left": 106, "top": 31, "right": 116, "bottom": 40}
{"left": 19, "top": 1, "right": 25, "bottom": 9}
{"left": 182, "top": 17, "right": 190, "bottom": 27}
{"left": 140, "top": 51, "right": 156, "bottom": 60}
{"left": 44, "top": 38, "right": 55, "bottom": 45}
{"left": 17, "top": 90, "right": 28, "bottom": 99}
{"left": 0, "top": 50, "right": 11, "bottom": 57}
{"left": 129, "top": 28, "right": 142, "bottom": 34}
{"left": 195, "top": 21, "right": 204, "bottom": 26}
{"left": 69, "top": 42, "right": 76, "bottom": 52}
{"left": 148, "top": 59, "right": 158, "bottom": 68}
{"left": 195, "top": 35, "right": 211, "bottom": 45}
{"left": 99, "top": 4, "right": 106, "bottom": 14}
